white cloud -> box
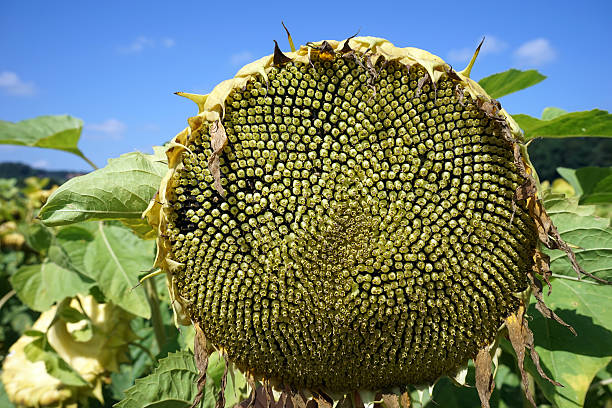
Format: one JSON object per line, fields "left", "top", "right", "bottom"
{"left": 230, "top": 51, "right": 254, "bottom": 66}
{"left": 31, "top": 159, "right": 49, "bottom": 169}
{"left": 447, "top": 48, "right": 474, "bottom": 64}
{"left": 481, "top": 35, "right": 508, "bottom": 55}
{"left": 119, "top": 36, "right": 175, "bottom": 54}
{"left": 142, "top": 123, "right": 160, "bottom": 132}
{"left": 161, "top": 37, "right": 175, "bottom": 48}
{"left": 514, "top": 38, "right": 557, "bottom": 67}
{"left": 447, "top": 35, "right": 508, "bottom": 64}
{"left": 0, "top": 71, "right": 36, "bottom": 96}
{"left": 85, "top": 119, "right": 127, "bottom": 140}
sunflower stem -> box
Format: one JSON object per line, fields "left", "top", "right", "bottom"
{"left": 145, "top": 278, "right": 167, "bottom": 353}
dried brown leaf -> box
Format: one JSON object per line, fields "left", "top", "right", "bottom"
{"left": 530, "top": 250, "right": 577, "bottom": 335}
{"left": 208, "top": 120, "right": 228, "bottom": 196}
{"left": 415, "top": 74, "right": 429, "bottom": 97}
{"left": 475, "top": 347, "right": 493, "bottom": 408}
{"left": 245, "top": 379, "right": 257, "bottom": 408}
{"left": 273, "top": 40, "right": 292, "bottom": 66}
{"left": 188, "top": 115, "right": 204, "bottom": 133}
{"left": 454, "top": 84, "right": 465, "bottom": 106}
{"left": 191, "top": 324, "right": 209, "bottom": 408}
{"left": 399, "top": 392, "right": 411, "bottom": 408}
{"left": 444, "top": 64, "right": 462, "bottom": 81}
{"left": 338, "top": 30, "right": 360, "bottom": 54}
{"left": 476, "top": 97, "right": 502, "bottom": 119}
{"left": 506, "top": 306, "right": 537, "bottom": 408}
{"left": 352, "top": 391, "right": 365, "bottom": 408}
{"left": 215, "top": 353, "right": 229, "bottom": 408}
{"left": 305, "top": 400, "right": 317, "bottom": 408}
{"left": 289, "top": 391, "right": 307, "bottom": 408}
{"left": 381, "top": 394, "right": 400, "bottom": 408}
{"left": 529, "top": 199, "right": 611, "bottom": 284}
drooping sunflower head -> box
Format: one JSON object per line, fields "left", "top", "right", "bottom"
{"left": 145, "top": 36, "right": 577, "bottom": 406}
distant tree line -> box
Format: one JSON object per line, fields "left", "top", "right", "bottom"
{"left": 528, "top": 137, "right": 612, "bottom": 181}
{"left": 0, "top": 162, "right": 84, "bottom": 186}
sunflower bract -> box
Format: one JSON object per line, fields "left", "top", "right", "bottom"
{"left": 160, "top": 43, "right": 537, "bottom": 392}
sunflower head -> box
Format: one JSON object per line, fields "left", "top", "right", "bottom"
{"left": 145, "top": 36, "right": 582, "bottom": 407}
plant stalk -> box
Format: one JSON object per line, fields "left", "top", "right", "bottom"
{"left": 80, "top": 154, "right": 99, "bottom": 170}
{"left": 145, "top": 278, "right": 167, "bottom": 353}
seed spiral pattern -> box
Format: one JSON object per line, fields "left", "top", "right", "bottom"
{"left": 166, "top": 52, "right": 536, "bottom": 390}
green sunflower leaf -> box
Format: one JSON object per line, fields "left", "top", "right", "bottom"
{"left": 39, "top": 149, "right": 167, "bottom": 239}
{"left": 477, "top": 69, "right": 546, "bottom": 99}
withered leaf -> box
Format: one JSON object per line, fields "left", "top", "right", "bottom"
{"left": 208, "top": 120, "right": 228, "bottom": 196}
{"left": 415, "top": 74, "right": 429, "bottom": 97}
{"left": 444, "top": 64, "right": 462, "bottom": 81}
{"left": 399, "top": 391, "right": 411, "bottom": 408}
{"left": 264, "top": 383, "right": 274, "bottom": 408}
{"left": 529, "top": 251, "right": 577, "bottom": 335}
{"left": 215, "top": 353, "right": 229, "bottom": 408}
{"left": 381, "top": 394, "right": 400, "bottom": 408}
{"left": 534, "top": 249, "right": 552, "bottom": 294}
{"left": 340, "top": 40, "right": 353, "bottom": 53}
{"left": 476, "top": 97, "right": 502, "bottom": 119}
{"left": 317, "top": 41, "right": 335, "bottom": 61}
{"left": 245, "top": 379, "right": 257, "bottom": 408}
{"left": 529, "top": 198, "right": 611, "bottom": 284}
{"left": 352, "top": 391, "right": 365, "bottom": 408}
{"left": 188, "top": 115, "right": 204, "bottom": 133}
{"left": 475, "top": 347, "right": 493, "bottom": 408}
{"left": 273, "top": 40, "right": 292, "bottom": 66}
{"left": 506, "top": 307, "right": 537, "bottom": 408}
{"left": 289, "top": 391, "right": 307, "bottom": 408}
{"left": 191, "top": 324, "right": 209, "bottom": 408}
{"left": 339, "top": 30, "right": 359, "bottom": 54}
{"left": 515, "top": 181, "right": 537, "bottom": 201}
{"left": 455, "top": 84, "right": 465, "bottom": 106}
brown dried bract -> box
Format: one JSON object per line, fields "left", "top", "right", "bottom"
{"left": 506, "top": 307, "right": 536, "bottom": 408}
{"left": 476, "top": 97, "right": 502, "bottom": 119}
{"left": 529, "top": 250, "right": 577, "bottom": 335}
{"left": 273, "top": 40, "right": 293, "bottom": 66}
{"left": 475, "top": 348, "right": 493, "bottom": 408}
{"left": 191, "top": 324, "right": 209, "bottom": 408}
{"left": 381, "top": 394, "right": 400, "bottom": 408}
{"left": 208, "top": 120, "right": 228, "bottom": 196}
{"left": 415, "top": 74, "right": 429, "bottom": 97}
{"left": 528, "top": 198, "right": 610, "bottom": 284}
{"left": 506, "top": 306, "right": 563, "bottom": 408}
{"left": 443, "top": 64, "right": 462, "bottom": 81}
{"left": 454, "top": 84, "right": 465, "bottom": 106}
{"left": 215, "top": 353, "right": 229, "bottom": 408}
{"left": 318, "top": 41, "right": 336, "bottom": 61}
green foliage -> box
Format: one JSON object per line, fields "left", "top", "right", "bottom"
{"left": 514, "top": 109, "right": 612, "bottom": 140}
{"left": 528, "top": 279, "right": 612, "bottom": 408}
{"left": 113, "top": 350, "right": 249, "bottom": 408}
{"left": 557, "top": 167, "right": 612, "bottom": 205}
{"left": 478, "top": 68, "right": 546, "bottom": 99}
{"left": 115, "top": 351, "right": 200, "bottom": 408}
{"left": 83, "top": 223, "right": 154, "bottom": 318}
{"left": 543, "top": 194, "right": 612, "bottom": 281}
{"left": 39, "top": 150, "right": 167, "bottom": 239}
{"left": 10, "top": 261, "right": 94, "bottom": 312}
{"left": 0, "top": 115, "right": 83, "bottom": 155}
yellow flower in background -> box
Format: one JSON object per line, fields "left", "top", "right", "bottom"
{"left": 2, "top": 295, "right": 136, "bottom": 407}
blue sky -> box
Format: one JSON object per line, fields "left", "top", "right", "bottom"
{"left": 1, "top": 0, "right": 611, "bottom": 171}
